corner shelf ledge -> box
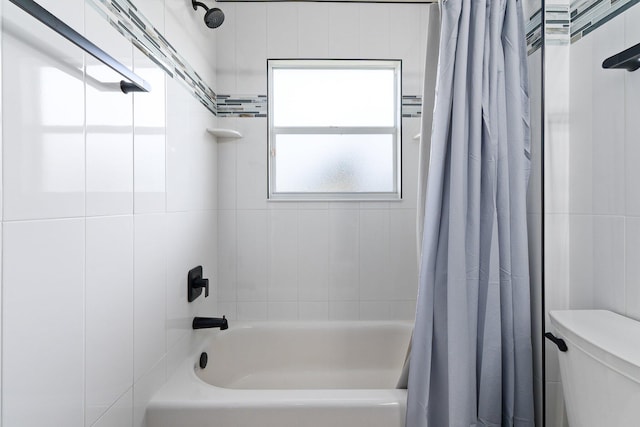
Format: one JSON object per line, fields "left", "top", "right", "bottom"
{"left": 207, "top": 128, "right": 243, "bottom": 139}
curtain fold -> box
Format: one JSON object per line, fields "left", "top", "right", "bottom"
{"left": 406, "top": 0, "right": 534, "bottom": 426}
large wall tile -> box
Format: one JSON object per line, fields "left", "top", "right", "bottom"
{"left": 133, "top": 49, "right": 167, "bottom": 214}
{"left": 328, "top": 209, "right": 360, "bottom": 301}
{"left": 86, "top": 216, "right": 134, "bottom": 426}
{"left": 299, "top": 301, "right": 329, "bottom": 320}
{"left": 215, "top": 3, "right": 237, "bottom": 92}
{"left": 328, "top": 4, "right": 359, "bottom": 58}
{"left": 544, "top": 44, "right": 570, "bottom": 214}
{"left": 267, "top": 3, "right": 298, "bottom": 59}
{"left": 216, "top": 117, "right": 239, "bottom": 210}
{"left": 569, "top": 35, "right": 593, "bottom": 215}
{"left": 268, "top": 209, "right": 298, "bottom": 301}
{"left": 590, "top": 16, "right": 625, "bottom": 216}
{"left": 389, "top": 209, "right": 419, "bottom": 300}
{"left": 85, "top": 2, "right": 134, "bottom": 217}
{"left": 298, "top": 209, "right": 329, "bottom": 301}
{"left": 359, "top": 209, "right": 391, "bottom": 301}
{"left": 237, "top": 301, "right": 268, "bottom": 320}
{"left": 235, "top": 2, "right": 267, "bottom": 93}
{"left": 236, "top": 209, "right": 268, "bottom": 301}
{"left": 3, "top": 4, "right": 85, "bottom": 220}
{"left": 624, "top": 7, "right": 640, "bottom": 216}
{"left": 569, "top": 215, "right": 625, "bottom": 312}
{"left": 134, "top": 214, "right": 167, "bottom": 382}
{"left": 236, "top": 119, "right": 268, "bottom": 210}
{"left": 217, "top": 210, "right": 237, "bottom": 302}
{"left": 133, "top": 357, "right": 166, "bottom": 427}
{"left": 166, "top": 78, "right": 217, "bottom": 213}
{"left": 93, "top": 389, "right": 133, "bottom": 427}
{"left": 3, "top": 219, "right": 85, "bottom": 426}
{"left": 359, "top": 4, "right": 390, "bottom": 58}
{"left": 298, "top": 3, "right": 329, "bottom": 57}
{"left": 329, "top": 300, "right": 360, "bottom": 320}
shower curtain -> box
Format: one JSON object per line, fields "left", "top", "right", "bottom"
{"left": 406, "top": 0, "right": 534, "bottom": 425}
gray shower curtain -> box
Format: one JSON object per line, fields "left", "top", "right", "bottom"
{"left": 406, "top": 0, "right": 534, "bottom": 426}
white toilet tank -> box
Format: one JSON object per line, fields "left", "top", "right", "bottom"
{"left": 550, "top": 310, "right": 640, "bottom": 427}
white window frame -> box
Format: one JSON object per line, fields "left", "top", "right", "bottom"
{"left": 267, "top": 59, "right": 402, "bottom": 201}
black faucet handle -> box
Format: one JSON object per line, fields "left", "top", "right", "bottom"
{"left": 194, "top": 277, "right": 209, "bottom": 297}
{"left": 187, "top": 266, "right": 211, "bottom": 302}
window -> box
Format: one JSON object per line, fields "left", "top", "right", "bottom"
{"left": 268, "top": 59, "right": 402, "bottom": 200}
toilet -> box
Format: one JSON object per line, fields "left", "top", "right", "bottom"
{"left": 549, "top": 310, "right": 640, "bottom": 427}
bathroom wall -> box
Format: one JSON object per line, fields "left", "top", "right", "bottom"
{"left": 544, "top": 1, "right": 640, "bottom": 426}
{"left": 214, "top": 2, "right": 432, "bottom": 322}
{"left": 1, "top": 0, "right": 219, "bottom": 426}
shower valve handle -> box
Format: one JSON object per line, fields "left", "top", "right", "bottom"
{"left": 194, "top": 277, "right": 209, "bottom": 297}
{"left": 188, "top": 266, "right": 210, "bottom": 302}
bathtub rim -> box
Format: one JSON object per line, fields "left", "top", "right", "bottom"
{"left": 148, "top": 320, "right": 412, "bottom": 409}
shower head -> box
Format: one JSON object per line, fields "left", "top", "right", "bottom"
{"left": 204, "top": 7, "right": 224, "bottom": 29}
{"left": 192, "top": 1, "right": 225, "bottom": 29}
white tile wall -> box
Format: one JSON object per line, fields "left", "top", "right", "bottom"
{"left": 3, "top": 219, "right": 85, "bottom": 426}
{"left": 3, "top": 0, "right": 85, "bottom": 221}
{"left": 85, "top": 7, "right": 134, "bottom": 217}
{"left": 566, "top": 5, "right": 640, "bottom": 319}
{"left": 134, "top": 214, "right": 167, "bottom": 382}
{"left": 0, "top": 0, "right": 219, "bottom": 425}
{"left": 212, "top": 1, "right": 431, "bottom": 321}
{"left": 93, "top": 389, "right": 133, "bottom": 427}
{"left": 546, "top": 3, "right": 640, "bottom": 426}
{"left": 85, "top": 216, "right": 134, "bottom": 426}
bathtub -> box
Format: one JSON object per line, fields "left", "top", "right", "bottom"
{"left": 147, "top": 321, "right": 413, "bottom": 427}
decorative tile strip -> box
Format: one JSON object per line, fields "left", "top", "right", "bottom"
{"left": 215, "top": 95, "right": 424, "bottom": 118}
{"left": 571, "top": 0, "right": 640, "bottom": 43}
{"left": 216, "top": 95, "right": 267, "bottom": 117}
{"left": 87, "top": 0, "right": 218, "bottom": 115}
{"left": 402, "top": 95, "right": 422, "bottom": 118}
{"left": 526, "top": 7, "right": 543, "bottom": 54}
{"left": 546, "top": 5, "right": 570, "bottom": 46}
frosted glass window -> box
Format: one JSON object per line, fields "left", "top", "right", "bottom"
{"left": 274, "top": 134, "right": 394, "bottom": 193}
{"left": 268, "top": 59, "right": 401, "bottom": 200}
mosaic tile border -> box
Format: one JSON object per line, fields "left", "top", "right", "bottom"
{"left": 87, "top": 0, "right": 547, "bottom": 118}
{"left": 217, "top": 95, "right": 267, "bottom": 117}
{"left": 546, "top": 5, "right": 570, "bottom": 45}
{"left": 215, "top": 94, "right": 424, "bottom": 117}
{"left": 571, "top": 0, "right": 640, "bottom": 43}
{"left": 527, "top": 7, "right": 543, "bottom": 54}
{"left": 402, "top": 96, "right": 422, "bottom": 118}
{"left": 87, "top": 0, "right": 218, "bottom": 115}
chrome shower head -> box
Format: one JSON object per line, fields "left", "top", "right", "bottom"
{"left": 192, "top": 1, "right": 224, "bottom": 29}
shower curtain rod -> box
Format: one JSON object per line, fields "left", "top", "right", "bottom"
{"left": 7, "top": 0, "right": 152, "bottom": 94}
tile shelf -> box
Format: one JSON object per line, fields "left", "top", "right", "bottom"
{"left": 206, "top": 128, "right": 243, "bottom": 139}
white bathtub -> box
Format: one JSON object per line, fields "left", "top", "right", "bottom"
{"left": 147, "top": 321, "right": 412, "bottom": 427}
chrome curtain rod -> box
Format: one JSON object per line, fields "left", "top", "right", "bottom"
{"left": 7, "top": 0, "right": 152, "bottom": 93}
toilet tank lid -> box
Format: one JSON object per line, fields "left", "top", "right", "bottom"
{"left": 550, "top": 310, "right": 640, "bottom": 380}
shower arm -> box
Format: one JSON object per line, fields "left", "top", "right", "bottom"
{"left": 192, "top": 1, "right": 210, "bottom": 11}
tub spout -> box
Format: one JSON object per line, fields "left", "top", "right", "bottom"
{"left": 193, "top": 315, "right": 228, "bottom": 330}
